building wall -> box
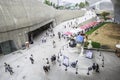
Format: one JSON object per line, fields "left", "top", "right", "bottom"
{"left": 0, "top": 0, "right": 85, "bottom": 54}
{"left": 111, "top": 0, "right": 120, "bottom": 23}
{"left": 55, "top": 10, "right": 85, "bottom": 25}
{"left": 0, "top": 0, "right": 55, "bottom": 32}
{"left": 113, "top": 4, "right": 120, "bottom": 23}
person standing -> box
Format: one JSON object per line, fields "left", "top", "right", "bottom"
{"left": 25, "top": 41, "right": 29, "bottom": 49}
{"left": 58, "top": 32, "right": 61, "bottom": 40}
{"left": 4, "top": 62, "right": 8, "bottom": 72}
{"left": 46, "top": 58, "right": 50, "bottom": 70}
{"left": 31, "top": 54, "right": 33, "bottom": 58}
{"left": 92, "top": 63, "right": 96, "bottom": 73}
{"left": 52, "top": 40, "right": 56, "bottom": 48}
{"left": 96, "top": 63, "right": 99, "bottom": 72}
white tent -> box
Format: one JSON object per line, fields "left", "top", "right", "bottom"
{"left": 69, "top": 28, "right": 83, "bottom": 34}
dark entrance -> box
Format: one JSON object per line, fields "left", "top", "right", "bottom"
{"left": 28, "top": 22, "right": 53, "bottom": 44}
{"left": 0, "top": 40, "right": 17, "bottom": 55}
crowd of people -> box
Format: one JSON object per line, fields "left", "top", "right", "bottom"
{"left": 3, "top": 19, "right": 102, "bottom": 77}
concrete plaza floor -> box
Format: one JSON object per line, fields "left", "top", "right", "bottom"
{"left": 0, "top": 12, "right": 120, "bottom": 80}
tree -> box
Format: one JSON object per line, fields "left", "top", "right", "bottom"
{"left": 44, "top": 0, "right": 51, "bottom": 6}
{"left": 85, "top": 1, "right": 89, "bottom": 7}
{"left": 53, "top": 3, "right": 56, "bottom": 8}
{"left": 75, "top": 3, "right": 79, "bottom": 7}
{"left": 50, "top": 2, "right": 53, "bottom": 6}
{"left": 100, "top": 11, "right": 110, "bottom": 20}
{"left": 79, "top": 2, "right": 85, "bottom": 9}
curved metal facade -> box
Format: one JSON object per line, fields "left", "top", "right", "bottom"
{"left": 0, "top": 0, "right": 85, "bottom": 54}
{"left": 0, "top": 0, "right": 55, "bottom": 54}
{"left": 0, "top": 0, "right": 55, "bottom": 32}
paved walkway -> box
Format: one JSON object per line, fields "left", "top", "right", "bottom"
{"left": 0, "top": 11, "right": 120, "bottom": 80}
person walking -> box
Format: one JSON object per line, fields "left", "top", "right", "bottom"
{"left": 29, "top": 56, "right": 34, "bottom": 64}
{"left": 8, "top": 65, "right": 14, "bottom": 75}
{"left": 31, "top": 54, "right": 33, "bottom": 58}
{"left": 4, "top": 62, "right": 8, "bottom": 72}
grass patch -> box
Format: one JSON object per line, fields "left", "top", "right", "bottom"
{"left": 85, "top": 22, "right": 106, "bottom": 35}
{"left": 92, "top": 41, "right": 101, "bottom": 48}
{"left": 84, "top": 41, "right": 101, "bottom": 48}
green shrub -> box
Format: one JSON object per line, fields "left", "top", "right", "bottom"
{"left": 84, "top": 41, "right": 101, "bottom": 48}
{"left": 92, "top": 41, "right": 101, "bottom": 48}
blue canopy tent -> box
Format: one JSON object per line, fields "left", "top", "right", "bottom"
{"left": 76, "top": 35, "right": 84, "bottom": 43}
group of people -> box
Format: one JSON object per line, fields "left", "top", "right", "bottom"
{"left": 87, "top": 63, "right": 100, "bottom": 75}
{"left": 43, "top": 54, "right": 59, "bottom": 73}
{"left": 92, "top": 63, "right": 100, "bottom": 73}
{"left": 41, "top": 26, "right": 55, "bottom": 44}
{"left": 4, "top": 63, "right": 14, "bottom": 75}
{"left": 87, "top": 63, "right": 100, "bottom": 73}
{"left": 64, "top": 19, "right": 78, "bottom": 29}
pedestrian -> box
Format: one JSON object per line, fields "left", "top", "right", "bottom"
{"left": 51, "top": 54, "right": 56, "bottom": 64}
{"left": 8, "top": 65, "right": 14, "bottom": 75}
{"left": 46, "top": 31, "right": 48, "bottom": 36}
{"left": 4, "top": 62, "right": 8, "bottom": 72}
{"left": 87, "top": 67, "right": 92, "bottom": 75}
{"left": 61, "top": 32, "right": 64, "bottom": 38}
{"left": 96, "top": 63, "right": 99, "bottom": 72}
{"left": 31, "top": 54, "right": 33, "bottom": 58}
{"left": 53, "top": 33, "right": 55, "bottom": 37}
{"left": 29, "top": 56, "right": 34, "bottom": 64}
{"left": 46, "top": 58, "right": 49, "bottom": 64}
{"left": 64, "top": 25, "right": 66, "bottom": 28}
{"left": 41, "top": 37, "right": 44, "bottom": 43}
{"left": 25, "top": 41, "right": 29, "bottom": 49}
{"left": 57, "top": 53, "right": 63, "bottom": 66}
{"left": 92, "top": 63, "right": 96, "bottom": 70}
{"left": 52, "top": 40, "right": 56, "bottom": 48}
{"left": 58, "top": 32, "right": 61, "bottom": 40}
{"left": 46, "top": 58, "right": 50, "bottom": 70}
{"left": 44, "top": 37, "right": 47, "bottom": 43}
{"left": 92, "top": 63, "right": 96, "bottom": 73}
{"left": 43, "top": 66, "right": 48, "bottom": 72}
